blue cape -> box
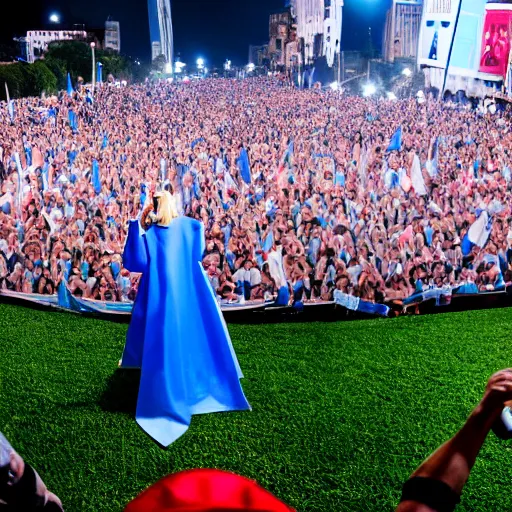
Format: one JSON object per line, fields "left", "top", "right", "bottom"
{"left": 121, "top": 217, "right": 251, "bottom": 446}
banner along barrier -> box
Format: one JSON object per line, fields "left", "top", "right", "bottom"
{"left": 1, "top": 284, "right": 512, "bottom": 323}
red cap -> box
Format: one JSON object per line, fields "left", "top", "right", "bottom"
{"left": 125, "top": 469, "right": 295, "bottom": 512}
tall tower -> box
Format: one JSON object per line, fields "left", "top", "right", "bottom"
{"left": 148, "top": 0, "right": 173, "bottom": 66}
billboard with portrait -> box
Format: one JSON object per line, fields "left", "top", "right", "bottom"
{"left": 418, "top": 0, "right": 462, "bottom": 68}
{"left": 479, "top": 2, "right": 512, "bottom": 76}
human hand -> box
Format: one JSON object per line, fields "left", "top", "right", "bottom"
{"left": 480, "top": 369, "right": 512, "bottom": 413}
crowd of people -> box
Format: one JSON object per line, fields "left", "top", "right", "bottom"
{"left": 1, "top": 77, "right": 512, "bottom": 308}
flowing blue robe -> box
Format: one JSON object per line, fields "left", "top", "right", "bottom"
{"left": 121, "top": 217, "right": 251, "bottom": 447}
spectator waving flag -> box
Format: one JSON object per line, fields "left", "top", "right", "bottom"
{"left": 461, "top": 210, "right": 492, "bottom": 256}
{"left": 386, "top": 127, "right": 402, "bottom": 152}
{"left": 92, "top": 159, "right": 101, "bottom": 195}
{"left": 237, "top": 147, "right": 251, "bottom": 184}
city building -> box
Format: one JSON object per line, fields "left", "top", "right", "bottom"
{"left": 105, "top": 19, "right": 121, "bottom": 53}
{"left": 268, "top": 10, "right": 292, "bottom": 69}
{"left": 148, "top": 0, "right": 173, "bottom": 66}
{"left": 17, "top": 30, "right": 88, "bottom": 63}
{"left": 383, "top": 0, "right": 423, "bottom": 63}
{"left": 417, "top": 0, "right": 511, "bottom": 99}
{"left": 288, "top": 0, "right": 344, "bottom": 67}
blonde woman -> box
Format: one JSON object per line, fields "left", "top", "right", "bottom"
{"left": 121, "top": 191, "right": 251, "bottom": 447}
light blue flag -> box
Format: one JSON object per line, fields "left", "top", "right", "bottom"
{"left": 237, "top": 148, "right": 251, "bottom": 184}
{"left": 430, "top": 137, "right": 439, "bottom": 177}
{"left": 283, "top": 141, "right": 294, "bottom": 166}
{"left": 68, "top": 110, "right": 77, "bottom": 131}
{"left": 386, "top": 127, "right": 402, "bottom": 152}
{"left": 67, "top": 73, "right": 74, "bottom": 96}
{"left": 97, "top": 62, "right": 103, "bottom": 84}
{"left": 92, "top": 159, "right": 101, "bottom": 195}
{"left": 41, "top": 162, "right": 49, "bottom": 191}
{"left": 461, "top": 211, "right": 492, "bottom": 256}
{"left": 7, "top": 100, "right": 14, "bottom": 123}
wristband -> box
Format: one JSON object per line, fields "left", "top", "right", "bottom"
{"left": 401, "top": 477, "right": 461, "bottom": 512}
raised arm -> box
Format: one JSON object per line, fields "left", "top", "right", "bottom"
{"left": 396, "top": 369, "right": 512, "bottom": 512}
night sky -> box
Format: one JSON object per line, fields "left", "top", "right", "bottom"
{"left": 1, "top": 0, "right": 391, "bottom": 66}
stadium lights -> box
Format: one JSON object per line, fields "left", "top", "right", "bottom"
{"left": 363, "top": 83, "right": 376, "bottom": 97}
{"left": 402, "top": 68, "right": 412, "bottom": 77}
{"left": 49, "top": 13, "right": 60, "bottom": 23}
{"left": 330, "top": 82, "right": 339, "bottom": 91}
{"left": 387, "top": 91, "right": 397, "bottom": 101}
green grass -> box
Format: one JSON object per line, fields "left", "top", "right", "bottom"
{"left": 2, "top": 304, "right": 512, "bottom": 511}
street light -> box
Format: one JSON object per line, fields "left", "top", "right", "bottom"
{"left": 247, "top": 63, "right": 255, "bottom": 73}
{"left": 363, "top": 83, "right": 376, "bottom": 97}
{"left": 330, "top": 82, "right": 339, "bottom": 91}
{"left": 49, "top": 13, "right": 60, "bottom": 24}
{"left": 165, "top": 63, "right": 172, "bottom": 74}
{"left": 402, "top": 68, "right": 412, "bottom": 77}
{"left": 196, "top": 58, "right": 204, "bottom": 69}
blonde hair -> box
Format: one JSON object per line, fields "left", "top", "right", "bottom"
{"left": 154, "top": 191, "right": 179, "bottom": 227}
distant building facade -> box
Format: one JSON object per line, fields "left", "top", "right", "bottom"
{"left": 148, "top": 0, "right": 173, "bottom": 65}
{"left": 269, "top": 11, "right": 292, "bottom": 68}
{"left": 18, "top": 30, "right": 88, "bottom": 63}
{"left": 105, "top": 19, "right": 121, "bottom": 53}
{"left": 383, "top": 0, "right": 423, "bottom": 63}
{"left": 288, "top": 0, "right": 344, "bottom": 67}
{"left": 248, "top": 45, "right": 269, "bottom": 67}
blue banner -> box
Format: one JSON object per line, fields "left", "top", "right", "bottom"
{"left": 92, "top": 159, "right": 101, "bottom": 195}
{"left": 68, "top": 110, "right": 77, "bottom": 131}
{"left": 67, "top": 73, "right": 74, "bottom": 96}
{"left": 238, "top": 148, "right": 251, "bottom": 184}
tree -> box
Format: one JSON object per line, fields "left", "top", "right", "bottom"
{"left": 45, "top": 40, "right": 93, "bottom": 83}
{"left": 43, "top": 55, "right": 67, "bottom": 91}
{"left": 152, "top": 54, "right": 167, "bottom": 74}
{"left": 96, "top": 49, "right": 131, "bottom": 81}
{"left": 0, "top": 63, "right": 26, "bottom": 99}
{"left": 25, "top": 61, "right": 58, "bottom": 96}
